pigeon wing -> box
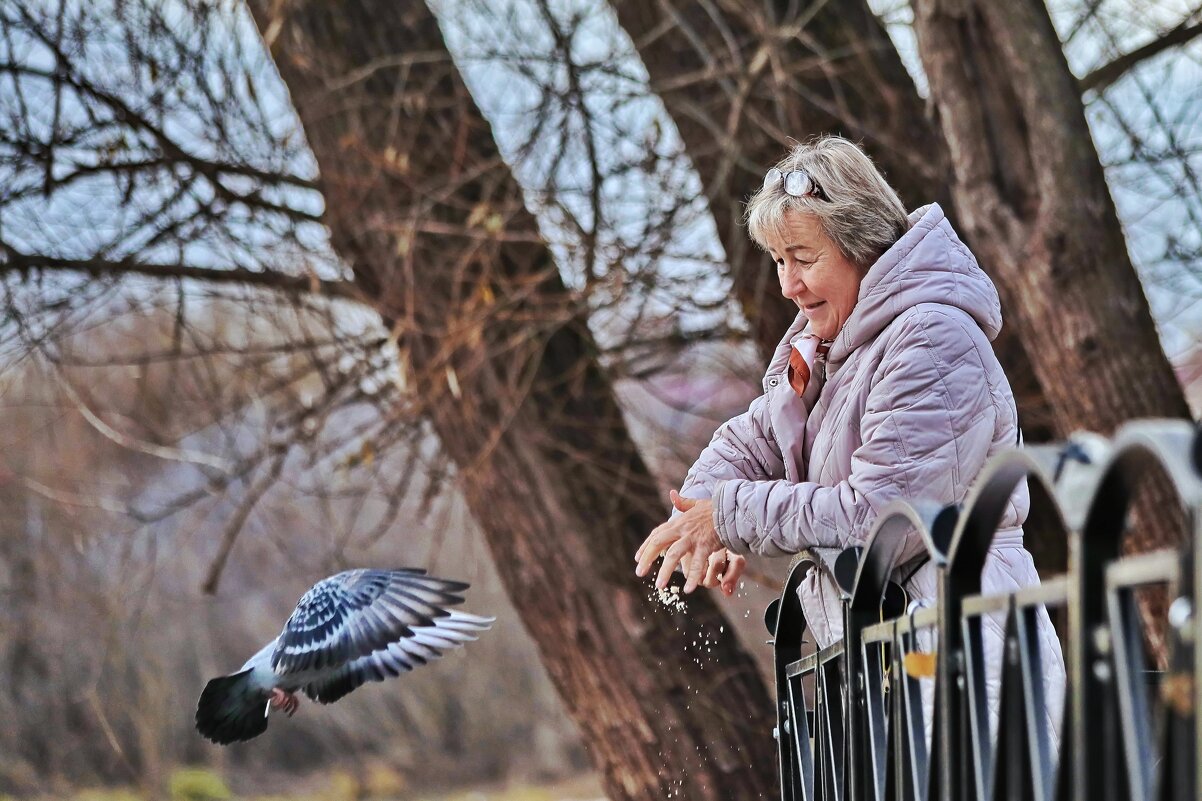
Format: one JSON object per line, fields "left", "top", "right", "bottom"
{"left": 302, "top": 611, "right": 495, "bottom": 704}
{"left": 271, "top": 568, "right": 469, "bottom": 676}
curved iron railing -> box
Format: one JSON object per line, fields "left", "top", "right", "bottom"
{"left": 765, "top": 419, "right": 1201, "bottom": 801}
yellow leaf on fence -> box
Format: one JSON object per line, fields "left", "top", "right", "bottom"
{"left": 1160, "top": 672, "right": 1194, "bottom": 716}
{"left": 903, "top": 651, "right": 937, "bottom": 679}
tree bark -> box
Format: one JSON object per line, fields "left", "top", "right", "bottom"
{"left": 910, "top": 0, "right": 1190, "bottom": 649}
{"left": 612, "top": 0, "right": 1064, "bottom": 570}
{"left": 912, "top": 0, "right": 1189, "bottom": 439}
{"left": 246, "top": 2, "right": 776, "bottom": 799}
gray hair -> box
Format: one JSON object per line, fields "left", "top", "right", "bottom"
{"left": 744, "top": 136, "right": 909, "bottom": 269}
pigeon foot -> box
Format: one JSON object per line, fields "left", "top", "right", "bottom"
{"left": 270, "top": 688, "right": 299, "bottom": 717}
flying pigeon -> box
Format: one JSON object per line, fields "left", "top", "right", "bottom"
{"left": 195, "top": 568, "right": 494, "bottom": 745}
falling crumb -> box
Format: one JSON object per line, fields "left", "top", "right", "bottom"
{"left": 652, "top": 586, "right": 688, "bottom": 612}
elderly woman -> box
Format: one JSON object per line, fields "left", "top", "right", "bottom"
{"left": 635, "top": 136, "right": 1064, "bottom": 738}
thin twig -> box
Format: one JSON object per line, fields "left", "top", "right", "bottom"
{"left": 202, "top": 450, "right": 288, "bottom": 594}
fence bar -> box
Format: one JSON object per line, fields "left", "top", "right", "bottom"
{"left": 767, "top": 421, "right": 1202, "bottom": 801}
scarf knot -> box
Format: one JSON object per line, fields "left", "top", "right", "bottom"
{"left": 787, "top": 334, "right": 830, "bottom": 398}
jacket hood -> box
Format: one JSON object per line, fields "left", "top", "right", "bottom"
{"left": 823, "top": 203, "right": 1002, "bottom": 363}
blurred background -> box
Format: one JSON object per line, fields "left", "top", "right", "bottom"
{"left": 0, "top": 0, "right": 1199, "bottom": 799}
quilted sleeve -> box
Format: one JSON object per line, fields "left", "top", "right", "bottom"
{"left": 675, "top": 391, "right": 787, "bottom": 508}
{"left": 712, "top": 309, "right": 1002, "bottom": 557}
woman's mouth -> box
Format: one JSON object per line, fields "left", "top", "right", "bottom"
{"left": 802, "top": 301, "right": 826, "bottom": 313}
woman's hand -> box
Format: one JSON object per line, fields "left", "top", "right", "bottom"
{"left": 635, "top": 490, "right": 746, "bottom": 596}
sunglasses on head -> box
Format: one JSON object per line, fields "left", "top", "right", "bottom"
{"left": 763, "top": 168, "right": 827, "bottom": 200}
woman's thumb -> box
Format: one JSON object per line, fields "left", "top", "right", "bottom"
{"left": 670, "top": 489, "right": 697, "bottom": 512}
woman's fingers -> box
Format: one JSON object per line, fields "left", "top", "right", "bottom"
{"left": 637, "top": 492, "right": 694, "bottom": 566}
{"left": 720, "top": 554, "right": 746, "bottom": 596}
{"left": 635, "top": 525, "right": 673, "bottom": 576}
{"left": 637, "top": 496, "right": 725, "bottom": 594}
{"left": 634, "top": 521, "right": 663, "bottom": 563}
{"left": 634, "top": 535, "right": 649, "bottom": 567}
{"left": 637, "top": 493, "right": 703, "bottom": 576}
{"left": 682, "top": 548, "right": 701, "bottom": 591}
{"left": 655, "top": 539, "right": 689, "bottom": 589}
{"left": 701, "top": 550, "right": 727, "bottom": 589}
{"left": 682, "top": 546, "right": 711, "bottom": 593}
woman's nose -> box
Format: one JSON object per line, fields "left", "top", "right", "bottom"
{"left": 778, "top": 266, "right": 804, "bottom": 298}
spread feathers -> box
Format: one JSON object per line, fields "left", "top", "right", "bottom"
{"left": 196, "top": 568, "right": 494, "bottom": 744}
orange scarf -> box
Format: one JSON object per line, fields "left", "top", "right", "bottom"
{"left": 787, "top": 335, "right": 831, "bottom": 398}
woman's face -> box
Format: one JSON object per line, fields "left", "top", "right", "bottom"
{"left": 763, "top": 210, "right": 863, "bottom": 341}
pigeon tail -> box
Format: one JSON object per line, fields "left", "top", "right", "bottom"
{"left": 195, "top": 669, "right": 271, "bottom": 745}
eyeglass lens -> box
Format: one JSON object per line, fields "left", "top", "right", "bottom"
{"left": 783, "top": 171, "right": 814, "bottom": 197}
{"left": 763, "top": 168, "right": 817, "bottom": 197}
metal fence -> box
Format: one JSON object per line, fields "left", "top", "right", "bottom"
{"left": 764, "top": 419, "right": 1200, "bottom": 801}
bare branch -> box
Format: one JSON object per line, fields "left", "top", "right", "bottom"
{"left": 16, "top": 473, "right": 138, "bottom": 518}
{"left": 201, "top": 448, "right": 287, "bottom": 594}
{"left": 1, "top": 244, "right": 366, "bottom": 303}
{"left": 0, "top": 61, "right": 318, "bottom": 194}
{"left": 1081, "top": 12, "right": 1202, "bottom": 93}
{"left": 53, "top": 370, "right": 236, "bottom": 474}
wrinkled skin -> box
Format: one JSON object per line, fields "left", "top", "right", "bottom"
{"left": 635, "top": 490, "right": 745, "bottom": 594}
{"left": 762, "top": 210, "right": 863, "bottom": 339}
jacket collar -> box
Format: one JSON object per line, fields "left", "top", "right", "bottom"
{"left": 818, "top": 203, "right": 1003, "bottom": 364}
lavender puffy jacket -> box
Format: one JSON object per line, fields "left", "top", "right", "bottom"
{"left": 679, "top": 204, "right": 1064, "bottom": 738}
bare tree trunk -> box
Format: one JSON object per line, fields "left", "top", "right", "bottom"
{"left": 246, "top": 2, "right": 776, "bottom": 799}
{"left": 910, "top": 0, "right": 1191, "bottom": 651}
{"left": 612, "top": 0, "right": 1064, "bottom": 571}
{"left": 912, "top": 0, "right": 1189, "bottom": 444}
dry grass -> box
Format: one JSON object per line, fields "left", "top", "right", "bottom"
{"left": 38, "top": 773, "right": 604, "bottom": 801}
{"left": 415, "top": 774, "right": 603, "bottom": 801}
